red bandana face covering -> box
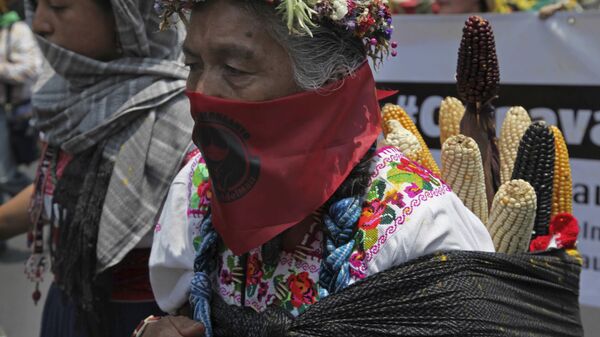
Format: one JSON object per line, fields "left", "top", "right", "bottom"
{"left": 186, "top": 63, "right": 382, "bottom": 255}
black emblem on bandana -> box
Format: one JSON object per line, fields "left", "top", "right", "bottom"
{"left": 193, "top": 112, "right": 260, "bottom": 203}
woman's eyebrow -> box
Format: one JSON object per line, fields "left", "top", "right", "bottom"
{"left": 214, "top": 43, "right": 256, "bottom": 61}
{"left": 182, "top": 43, "right": 255, "bottom": 62}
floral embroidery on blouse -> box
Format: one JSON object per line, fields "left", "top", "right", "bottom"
{"left": 187, "top": 155, "right": 211, "bottom": 250}
{"left": 188, "top": 156, "right": 210, "bottom": 216}
{"left": 216, "top": 223, "right": 323, "bottom": 316}
{"left": 185, "top": 146, "right": 450, "bottom": 315}
{"left": 350, "top": 146, "right": 451, "bottom": 276}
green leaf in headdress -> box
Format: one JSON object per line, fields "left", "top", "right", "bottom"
{"left": 276, "top": 0, "right": 318, "bottom": 36}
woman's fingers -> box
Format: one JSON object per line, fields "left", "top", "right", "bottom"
{"left": 137, "top": 317, "right": 181, "bottom": 337}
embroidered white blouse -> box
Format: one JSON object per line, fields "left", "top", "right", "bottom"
{"left": 149, "top": 146, "right": 495, "bottom": 315}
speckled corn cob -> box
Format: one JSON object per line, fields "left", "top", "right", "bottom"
{"left": 382, "top": 104, "right": 440, "bottom": 175}
{"left": 439, "top": 97, "right": 465, "bottom": 146}
{"left": 511, "top": 121, "right": 555, "bottom": 238}
{"left": 486, "top": 179, "right": 537, "bottom": 254}
{"left": 549, "top": 126, "right": 573, "bottom": 216}
{"left": 499, "top": 106, "right": 531, "bottom": 184}
{"left": 456, "top": 16, "right": 500, "bottom": 107}
{"left": 441, "top": 135, "right": 488, "bottom": 223}
{"left": 383, "top": 120, "right": 421, "bottom": 159}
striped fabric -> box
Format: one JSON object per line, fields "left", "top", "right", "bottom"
{"left": 25, "top": 0, "right": 194, "bottom": 271}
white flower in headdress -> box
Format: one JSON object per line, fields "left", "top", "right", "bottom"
{"left": 330, "top": 0, "right": 348, "bottom": 21}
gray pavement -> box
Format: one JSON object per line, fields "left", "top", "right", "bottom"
{"left": 0, "top": 234, "right": 51, "bottom": 337}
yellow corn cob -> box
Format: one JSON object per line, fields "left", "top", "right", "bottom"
{"left": 382, "top": 104, "right": 440, "bottom": 175}
{"left": 441, "top": 135, "right": 488, "bottom": 223}
{"left": 382, "top": 104, "right": 400, "bottom": 136}
{"left": 499, "top": 106, "right": 531, "bottom": 184}
{"left": 382, "top": 120, "right": 421, "bottom": 159}
{"left": 549, "top": 126, "right": 573, "bottom": 216}
{"left": 486, "top": 179, "right": 537, "bottom": 254}
{"left": 439, "top": 97, "right": 465, "bottom": 146}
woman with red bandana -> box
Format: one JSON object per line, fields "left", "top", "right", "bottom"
{"left": 145, "top": 0, "right": 496, "bottom": 336}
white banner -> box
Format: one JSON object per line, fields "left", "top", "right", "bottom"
{"left": 374, "top": 12, "right": 600, "bottom": 307}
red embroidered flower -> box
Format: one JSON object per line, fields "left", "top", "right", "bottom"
{"left": 257, "top": 281, "right": 269, "bottom": 302}
{"left": 197, "top": 181, "right": 212, "bottom": 203}
{"left": 358, "top": 199, "right": 385, "bottom": 230}
{"left": 246, "top": 253, "right": 263, "bottom": 285}
{"left": 286, "top": 272, "right": 317, "bottom": 308}
{"left": 349, "top": 251, "right": 366, "bottom": 279}
{"left": 220, "top": 269, "right": 233, "bottom": 285}
{"left": 387, "top": 190, "right": 405, "bottom": 208}
{"left": 398, "top": 157, "right": 432, "bottom": 181}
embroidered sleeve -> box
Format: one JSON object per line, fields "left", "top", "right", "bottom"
{"left": 349, "top": 146, "right": 493, "bottom": 280}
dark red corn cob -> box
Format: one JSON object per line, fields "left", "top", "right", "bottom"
{"left": 511, "top": 121, "right": 555, "bottom": 238}
{"left": 457, "top": 16, "right": 501, "bottom": 206}
{"left": 457, "top": 16, "right": 500, "bottom": 107}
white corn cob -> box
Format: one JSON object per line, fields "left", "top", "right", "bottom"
{"left": 439, "top": 97, "right": 465, "bottom": 146}
{"left": 499, "top": 106, "right": 531, "bottom": 184}
{"left": 486, "top": 179, "right": 537, "bottom": 254}
{"left": 382, "top": 104, "right": 440, "bottom": 175}
{"left": 441, "top": 135, "right": 488, "bottom": 223}
{"left": 382, "top": 120, "right": 421, "bottom": 159}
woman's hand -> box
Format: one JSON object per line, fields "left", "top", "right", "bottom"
{"left": 138, "top": 316, "right": 205, "bottom": 337}
{"left": 0, "top": 185, "right": 34, "bottom": 240}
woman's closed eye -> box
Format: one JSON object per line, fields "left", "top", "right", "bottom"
{"left": 223, "top": 64, "right": 248, "bottom": 77}
{"left": 222, "top": 64, "right": 255, "bottom": 89}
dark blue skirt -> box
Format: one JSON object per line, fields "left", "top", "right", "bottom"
{"left": 40, "top": 283, "right": 164, "bottom": 337}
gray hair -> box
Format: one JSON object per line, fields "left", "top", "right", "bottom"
{"left": 244, "top": 1, "right": 367, "bottom": 90}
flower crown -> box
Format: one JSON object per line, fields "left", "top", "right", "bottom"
{"left": 155, "top": 0, "right": 397, "bottom": 63}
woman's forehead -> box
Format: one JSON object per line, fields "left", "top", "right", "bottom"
{"left": 184, "top": 3, "right": 275, "bottom": 59}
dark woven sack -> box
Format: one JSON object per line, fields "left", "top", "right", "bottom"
{"left": 211, "top": 249, "right": 582, "bottom": 337}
